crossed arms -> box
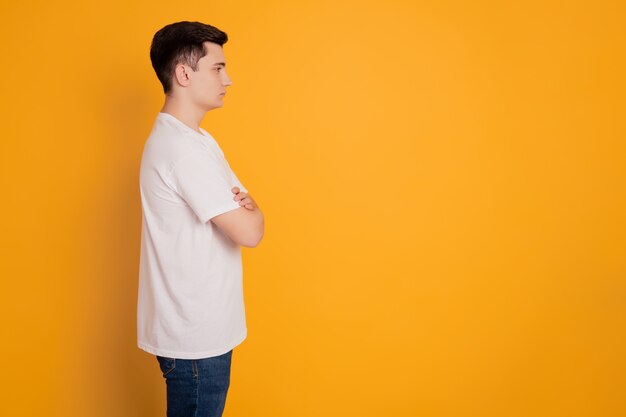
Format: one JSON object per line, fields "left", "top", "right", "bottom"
{"left": 211, "top": 187, "right": 264, "bottom": 248}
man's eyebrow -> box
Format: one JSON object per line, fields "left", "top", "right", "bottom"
{"left": 213, "top": 62, "right": 226, "bottom": 67}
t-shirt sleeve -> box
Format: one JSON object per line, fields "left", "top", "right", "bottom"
{"left": 228, "top": 164, "right": 247, "bottom": 194}
{"left": 167, "top": 151, "right": 243, "bottom": 223}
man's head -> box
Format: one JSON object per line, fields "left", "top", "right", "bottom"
{"left": 150, "top": 21, "right": 232, "bottom": 111}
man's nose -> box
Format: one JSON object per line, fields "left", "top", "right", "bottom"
{"left": 224, "top": 74, "right": 233, "bottom": 86}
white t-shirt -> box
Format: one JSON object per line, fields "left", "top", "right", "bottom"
{"left": 137, "top": 112, "right": 248, "bottom": 359}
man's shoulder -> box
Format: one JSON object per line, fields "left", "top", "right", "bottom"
{"left": 143, "top": 121, "right": 207, "bottom": 166}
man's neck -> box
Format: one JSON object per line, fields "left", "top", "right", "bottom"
{"left": 160, "top": 96, "right": 206, "bottom": 134}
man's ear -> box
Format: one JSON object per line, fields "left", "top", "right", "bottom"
{"left": 173, "top": 64, "right": 191, "bottom": 87}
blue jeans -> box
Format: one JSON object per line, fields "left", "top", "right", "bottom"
{"left": 156, "top": 350, "right": 233, "bottom": 417}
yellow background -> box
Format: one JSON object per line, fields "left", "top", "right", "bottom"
{"left": 1, "top": 1, "right": 624, "bottom": 416}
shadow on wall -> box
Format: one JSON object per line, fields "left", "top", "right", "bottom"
{"left": 72, "top": 71, "right": 164, "bottom": 416}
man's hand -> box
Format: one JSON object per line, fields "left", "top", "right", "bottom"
{"left": 232, "top": 187, "right": 258, "bottom": 210}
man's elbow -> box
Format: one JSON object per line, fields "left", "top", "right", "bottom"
{"left": 243, "top": 217, "right": 265, "bottom": 247}
{"left": 241, "top": 229, "right": 264, "bottom": 248}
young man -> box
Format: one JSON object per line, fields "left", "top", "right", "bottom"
{"left": 137, "top": 21, "right": 264, "bottom": 417}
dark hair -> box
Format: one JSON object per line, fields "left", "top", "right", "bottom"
{"left": 150, "top": 21, "right": 228, "bottom": 93}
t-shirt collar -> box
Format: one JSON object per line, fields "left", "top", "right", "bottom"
{"left": 158, "top": 112, "right": 210, "bottom": 138}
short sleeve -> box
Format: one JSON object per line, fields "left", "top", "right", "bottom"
{"left": 227, "top": 161, "right": 247, "bottom": 194}
{"left": 168, "top": 151, "right": 243, "bottom": 223}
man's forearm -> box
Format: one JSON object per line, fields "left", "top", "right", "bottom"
{"left": 246, "top": 207, "right": 264, "bottom": 247}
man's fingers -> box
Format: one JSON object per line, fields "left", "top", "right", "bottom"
{"left": 239, "top": 197, "right": 255, "bottom": 208}
{"left": 231, "top": 186, "right": 240, "bottom": 194}
{"left": 234, "top": 192, "right": 247, "bottom": 201}
{"left": 238, "top": 197, "right": 252, "bottom": 206}
{"left": 232, "top": 190, "right": 255, "bottom": 209}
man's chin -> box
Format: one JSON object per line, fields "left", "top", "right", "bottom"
{"left": 205, "top": 102, "right": 224, "bottom": 112}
